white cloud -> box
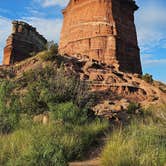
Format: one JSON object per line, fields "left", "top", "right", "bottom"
{"left": 33, "top": 0, "right": 69, "bottom": 7}
{"left": 141, "top": 53, "right": 166, "bottom": 65}
{"left": 135, "top": 1, "right": 166, "bottom": 52}
{"left": 142, "top": 59, "right": 166, "bottom": 65}
{"left": 23, "top": 17, "right": 63, "bottom": 42}
{"left": 25, "top": 7, "right": 46, "bottom": 18}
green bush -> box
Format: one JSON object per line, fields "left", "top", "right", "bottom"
{"left": 0, "top": 80, "right": 20, "bottom": 134}
{"left": 44, "top": 52, "right": 56, "bottom": 61}
{"left": 38, "top": 50, "right": 57, "bottom": 61}
{"left": 49, "top": 43, "right": 58, "bottom": 54}
{"left": 127, "top": 102, "right": 139, "bottom": 114}
{"left": 142, "top": 73, "right": 153, "bottom": 83}
{"left": 22, "top": 83, "right": 49, "bottom": 115}
{"left": 49, "top": 102, "right": 88, "bottom": 125}
{"left": 21, "top": 66, "right": 89, "bottom": 115}
{"left": 143, "top": 104, "right": 166, "bottom": 125}
{"left": 37, "top": 43, "right": 60, "bottom": 62}
{"left": 0, "top": 68, "right": 16, "bottom": 79}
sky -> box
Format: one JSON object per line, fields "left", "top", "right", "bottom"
{"left": 0, "top": 0, "right": 166, "bottom": 82}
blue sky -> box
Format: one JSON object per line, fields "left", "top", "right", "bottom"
{"left": 0, "top": 0, "right": 166, "bottom": 82}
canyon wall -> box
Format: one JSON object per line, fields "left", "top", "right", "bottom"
{"left": 3, "top": 21, "right": 47, "bottom": 65}
{"left": 59, "top": 0, "right": 142, "bottom": 74}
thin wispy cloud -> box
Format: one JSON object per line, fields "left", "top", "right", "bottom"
{"left": 143, "top": 59, "right": 166, "bottom": 65}
{"left": 33, "top": 0, "right": 69, "bottom": 7}
{"left": 25, "top": 7, "right": 46, "bottom": 18}
{"left": 136, "top": 0, "right": 166, "bottom": 52}
{"left": 22, "top": 17, "right": 63, "bottom": 42}
{"left": 0, "top": 8, "right": 10, "bottom": 14}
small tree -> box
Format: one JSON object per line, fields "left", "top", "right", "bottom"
{"left": 142, "top": 73, "right": 153, "bottom": 83}
{"left": 49, "top": 43, "right": 58, "bottom": 54}
{"left": 127, "top": 102, "right": 139, "bottom": 114}
{"left": 39, "top": 42, "right": 59, "bottom": 61}
{"left": 46, "top": 41, "right": 59, "bottom": 54}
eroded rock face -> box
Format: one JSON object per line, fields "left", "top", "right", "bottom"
{"left": 3, "top": 21, "right": 47, "bottom": 65}
{"left": 59, "top": 0, "right": 142, "bottom": 74}
{"left": 0, "top": 54, "right": 165, "bottom": 121}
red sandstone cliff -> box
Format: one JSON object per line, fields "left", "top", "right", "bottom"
{"left": 3, "top": 21, "right": 47, "bottom": 65}
{"left": 59, "top": 0, "right": 142, "bottom": 74}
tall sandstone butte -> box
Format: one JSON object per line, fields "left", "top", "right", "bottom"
{"left": 3, "top": 21, "right": 47, "bottom": 65}
{"left": 59, "top": 0, "right": 142, "bottom": 74}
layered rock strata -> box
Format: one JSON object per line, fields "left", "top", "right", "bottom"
{"left": 59, "top": 0, "right": 142, "bottom": 74}
{"left": 0, "top": 55, "right": 165, "bottom": 121}
{"left": 3, "top": 21, "right": 47, "bottom": 65}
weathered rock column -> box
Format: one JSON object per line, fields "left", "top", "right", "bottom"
{"left": 59, "top": 0, "right": 142, "bottom": 74}
{"left": 3, "top": 21, "right": 47, "bottom": 65}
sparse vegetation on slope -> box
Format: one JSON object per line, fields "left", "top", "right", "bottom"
{"left": 37, "top": 43, "right": 63, "bottom": 64}
{"left": 0, "top": 49, "right": 166, "bottom": 165}
{"left": 0, "top": 60, "right": 109, "bottom": 165}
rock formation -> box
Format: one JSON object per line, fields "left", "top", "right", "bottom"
{"left": 59, "top": 0, "right": 142, "bottom": 74}
{"left": 3, "top": 21, "right": 47, "bottom": 65}
{"left": 0, "top": 1, "right": 165, "bottom": 122}
{"left": 0, "top": 51, "right": 165, "bottom": 121}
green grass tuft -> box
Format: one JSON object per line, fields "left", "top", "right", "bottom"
{"left": 101, "top": 105, "right": 166, "bottom": 166}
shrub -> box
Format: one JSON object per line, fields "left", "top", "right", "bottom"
{"left": 127, "top": 102, "right": 139, "bottom": 114}
{"left": 49, "top": 102, "right": 88, "bottom": 125}
{"left": 21, "top": 66, "right": 89, "bottom": 115}
{"left": 0, "top": 80, "right": 20, "bottom": 134}
{"left": 49, "top": 43, "right": 58, "bottom": 54}
{"left": 22, "top": 83, "right": 49, "bottom": 115}
{"left": 37, "top": 50, "right": 57, "bottom": 61}
{"left": 0, "top": 68, "right": 15, "bottom": 79}
{"left": 101, "top": 117, "right": 166, "bottom": 166}
{"left": 37, "top": 43, "right": 60, "bottom": 62}
{"left": 142, "top": 73, "right": 153, "bottom": 83}
{"left": 143, "top": 104, "right": 166, "bottom": 125}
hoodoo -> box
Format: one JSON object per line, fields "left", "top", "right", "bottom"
{"left": 59, "top": 0, "right": 142, "bottom": 74}
{"left": 3, "top": 21, "right": 47, "bottom": 65}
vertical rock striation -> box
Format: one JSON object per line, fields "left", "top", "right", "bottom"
{"left": 59, "top": 0, "right": 142, "bottom": 74}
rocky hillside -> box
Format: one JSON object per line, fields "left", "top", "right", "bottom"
{"left": 1, "top": 49, "right": 166, "bottom": 121}
{"left": 0, "top": 48, "right": 165, "bottom": 166}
